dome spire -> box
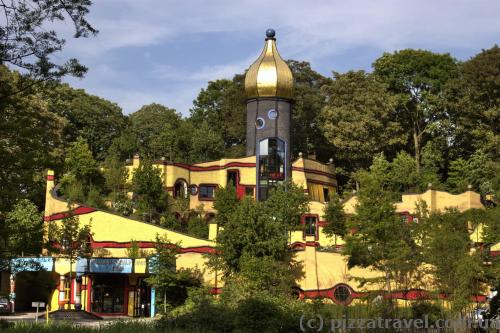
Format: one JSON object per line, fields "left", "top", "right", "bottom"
{"left": 244, "top": 29, "right": 294, "bottom": 100}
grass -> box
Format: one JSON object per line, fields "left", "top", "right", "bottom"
{"left": 0, "top": 320, "right": 209, "bottom": 333}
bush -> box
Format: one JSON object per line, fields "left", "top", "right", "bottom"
{"left": 411, "top": 301, "right": 444, "bottom": 324}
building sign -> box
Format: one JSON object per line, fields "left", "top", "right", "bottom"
{"left": 89, "top": 258, "right": 132, "bottom": 273}
{"left": 134, "top": 258, "right": 147, "bottom": 274}
{"left": 11, "top": 257, "right": 54, "bottom": 273}
{"left": 76, "top": 258, "right": 89, "bottom": 274}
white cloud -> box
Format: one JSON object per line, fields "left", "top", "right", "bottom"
{"left": 59, "top": 0, "right": 500, "bottom": 114}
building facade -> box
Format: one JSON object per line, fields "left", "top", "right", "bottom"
{"left": 3, "top": 30, "right": 498, "bottom": 317}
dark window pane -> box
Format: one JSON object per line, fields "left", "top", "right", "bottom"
{"left": 305, "top": 216, "right": 317, "bottom": 236}
{"left": 258, "top": 138, "right": 286, "bottom": 201}
{"left": 227, "top": 171, "right": 238, "bottom": 186}
{"left": 199, "top": 185, "right": 215, "bottom": 199}
{"left": 323, "top": 188, "right": 330, "bottom": 202}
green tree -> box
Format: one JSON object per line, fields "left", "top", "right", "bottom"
{"left": 213, "top": 184, "right": 239, "bottom": 228}
{"left": 446, "top": 150, "right": 500, "bottom": 197}
{"left": 43, "top": 85, "right": 127, "bottom": 161}
{"left": 189, "top": 121, "right": 225, "bottom": 163}
{"left": 444, "top": 45, "right": 500, "bottom": 158}
{"left": 344, "top": 161, "right": 419, "bottom": 298}
{"left": 47, "top": 209, "right": 93, "bottom": 308}
{"left": 322, "top": 193, "right": 346, "bottom": 247}
{"left": 320, "top": 70, "right": 405, "bottom": 173}
{"left": 61, "top": 136, "right": 103, "bottom": 203}
{"left": 3, "top": 199, "right": 43, "bottom": 258}
{"left": 64, "top": 137, "right": 100, "bottom": 184}
{"left": 418, "top": 208, "right": 486, "bottom": 314}
{"left": 0, "top": 0, "right": 97, "bottom": 87}
{"left": 287, "top": 60, "right": 330, "bottom": 158}
{"left": 131, "top": 158, "right": 166, "bottom": 223}
{"left": 190, "top": 76, "right": 246, "bottom": 157}
{"left": 130, "top": 103, "right": 181, "bottom": 159}
{"left": 0, "top": 66, "right": 66, "bottom": 212}
{"left": 373, "top": 49, "right": 458, "bottom": 173}
{"left": 262, "top": 180, "right": 310, "bottom": 236}
{"left": 145, "top": 235, "right": 202, "bottom": 313}
{"left": 214, "top": 197, "right": 289, "bottom": 273}
{"left": 212, "top": 183, "right": 307, "bottom": 297}
{"left": 103, "top": 154, "right": 128, "bottom": 202}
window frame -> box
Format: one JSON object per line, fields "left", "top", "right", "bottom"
{"left": 198, "top": 184, "right": 217, "bottom": 201}
{"left": 301, "top": 214, "right": 319, "bottom": 240}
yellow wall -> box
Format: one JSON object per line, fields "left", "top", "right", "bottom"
{"left": 43, "top": 157, "right": 489, "bottom": 303}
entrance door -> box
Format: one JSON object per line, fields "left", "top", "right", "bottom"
{"left": 91, "top": 275, "right": 125, "bottom": 314}
{"left": 133, "top": 279, "right": 151, "bottom": 317}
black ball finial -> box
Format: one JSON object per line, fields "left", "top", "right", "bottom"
{"left": 265, "top": 28, "right": 276, "bottom": 38}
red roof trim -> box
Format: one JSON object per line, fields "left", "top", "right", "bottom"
{"left": 44, "top": 206, "right": 96, "bottom": 221}
{"left": 306, "top": 179, "right": 337, "bottom": 187}
{"left": 292, "top": 166, "right": 335, "bottom": 178}
{"left": 90, "top": 240, "right": 216, "bottom": 254}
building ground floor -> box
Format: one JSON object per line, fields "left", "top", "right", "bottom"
{"left": 2, "top": 258, "right": 157, "bottom": 318}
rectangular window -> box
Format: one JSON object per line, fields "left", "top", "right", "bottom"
{"left": 227, "top": 171, "right": 238, "bottom": 186}
{"left": 305, "top": 216, "right": 317, "bottom": 236}
{"left": 199, "top": 185, "right": 216, "bottom": 200}
{"left": 323, "top": 188, "right": 330, "bottom": 202}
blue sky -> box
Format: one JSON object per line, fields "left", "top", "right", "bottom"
{"left": 59, "top": 0, "right": 500, "bottom": 115}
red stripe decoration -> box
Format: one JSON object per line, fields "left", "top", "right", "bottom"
{"left": 491, "top": 251, "right": 500, "bottom": 257}
{"left": 289, "top": 241, "right": 321, "bottom": 249}
{"left": 47, "top": 175, "right": 55, "bottom": 181}
{"left": 153, "top": 160, "right": 257, "bottom": 171}
{"left": 183, "top": 162, "right": 256, "bottom": 171}
{"left": 306, "top": 179, "right": 337, "bottom": 187}
{"left": 292, "top": 166, "right": 335, "bottom": 178}
{"left": 89, "top": 239, "right": 216, "bottom": 254}
{"left": 44, "top": 206, "right": 96, "bottom": 221}
{"left": 301, "top": 287, "right": 487, "bottom": 304}
{"left": 209, "top": 287, "right": 222, "bottom": 295}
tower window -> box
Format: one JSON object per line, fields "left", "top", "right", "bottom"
{"left": 255, "top": 117, "right": 265, "bottom": 129}
{"left": 258, "top": 138, "right": 286, "bottom": 201}
{"left": 323, "top": 188, "right": 330, "bottom": 202}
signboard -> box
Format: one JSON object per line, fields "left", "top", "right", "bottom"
{"left": 31, "top": 302, "right": 45, "bottom": 307}
{"left": 89, "top": 258, "right": 132, "bottom": 273}
{"left": 134, "top": 258, "right": 147, "bottom": 274}
{"left": 76, "top": 258, "right": 89, "bottom": 274}
{"left": 11, "top": 257, "right": 54, "bottom": 273}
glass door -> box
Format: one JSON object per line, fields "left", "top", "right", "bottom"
{"left": 91, "top": 275, "right": 125, "bottom": 314}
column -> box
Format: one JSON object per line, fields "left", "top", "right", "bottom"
{"left": 74, "top": 276, "right": 82, "bottom": 310}
{"left": 58, "top": 275, "right": 66, "bottom": 310}
{"left": 9, "top": 274, "right": 15, "bottom": 313}
{"left": 150, "top": 288, "right": 155, "bottom": 318}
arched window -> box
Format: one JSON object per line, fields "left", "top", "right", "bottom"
{"left": 257, "top": 138, "right": 286, "bottom": 201}
{"left": 173, "top": 179, "right": 188, "bottom": 199}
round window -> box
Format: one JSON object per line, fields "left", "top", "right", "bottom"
{"left": 268, "top": 109, "right": 278, "bottom": 120}
{"left": 255, "top": 117, "right": 265, "bottom": 129}
{"left": 188, "top": 184, "right": 198, "bottom": 196}
{"left": 333, "top": 284, "right": 352, "bottom": 305}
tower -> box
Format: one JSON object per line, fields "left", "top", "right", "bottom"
{"left": 244, "top": 29, "right": 294, "bottom": 201}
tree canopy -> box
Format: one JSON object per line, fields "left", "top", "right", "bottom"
{"left": 0, "top": 0, "right": 97, "bottom": 87}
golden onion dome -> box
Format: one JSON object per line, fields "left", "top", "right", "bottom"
{"left": 244, "top": 29, "right": 294, "bottom": 100}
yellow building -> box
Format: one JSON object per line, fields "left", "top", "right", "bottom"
{"left": 4, "top": 29, "right": 496, "bottom": 317}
